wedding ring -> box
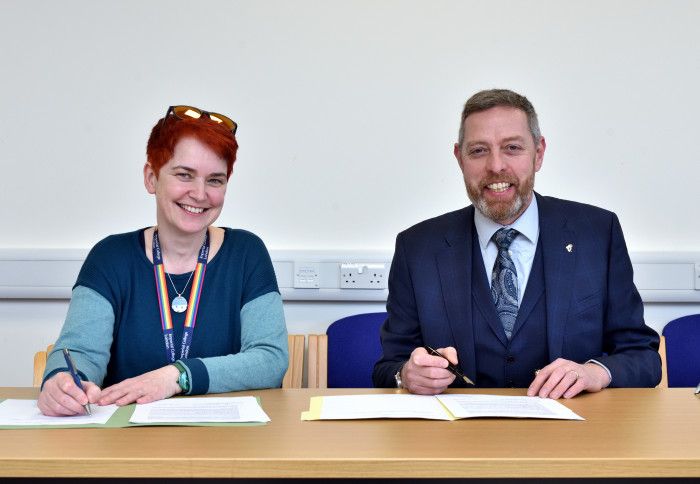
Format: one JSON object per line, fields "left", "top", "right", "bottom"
{"left": 569, "top": 370, "right": 580, "bottom": 380}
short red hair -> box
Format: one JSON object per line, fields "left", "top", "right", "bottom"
{"left": 146, "top": 115, "right": 238, "bottom": 178}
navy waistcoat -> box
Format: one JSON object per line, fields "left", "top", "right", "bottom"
{"left": 470, "top": 230, "right": 550, "bottom": 387}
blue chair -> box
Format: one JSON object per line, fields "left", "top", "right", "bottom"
{"left": 662, "top": 314, "right": 700, "bottom": 387}
{"left": 326, "top": 312, "right": 386, "bottom": 388}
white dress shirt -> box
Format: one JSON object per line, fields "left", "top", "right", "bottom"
{"left": 473, "top": 196, "right": 539, "bottom": 304}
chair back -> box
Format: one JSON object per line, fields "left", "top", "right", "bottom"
{"left": 657, "top": 335, "right": 668, "bottom": 388}
{"left": 282, "top": 334, "right": 305, "bottom": 388}
{"left": 33, "top": 344, "right": 54, "bottom": 387}
{"left": 326, "top": 312, "right": 386, "bottom": 388}
{"left": 307, "top": 334, "right": 328, "bottom": 388}
{"left": 662, "top": 314, "right": 700, "bottom": 387}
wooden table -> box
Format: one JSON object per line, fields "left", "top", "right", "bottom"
{"left": 0, "top": 387, "right": 699, "bottom": 479}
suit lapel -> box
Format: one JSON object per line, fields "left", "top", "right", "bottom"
{"left": 470, "top": 237, "right": 510, "bottom": 347}
{"left": 537, "top": 194, "right": 577, "bottom": 360}
{"left": 436, "top": 207, "right": 477, "bottom": 383}
{"left": 510, "top": 239, "right": 545, "bottom": 340}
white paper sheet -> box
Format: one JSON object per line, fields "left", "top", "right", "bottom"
{"left": 129, "top": 396, "right": 270, "bottom": 423}
{"left": 318, "top": 394, "right": 451, "bottom": 420}
{"left": 436, "top": 394, "right": 584, "bottom": 420}
{"left": 0, "top": 399, "right": 118, "bottom": 425}
{"left": 304, "top": 394, "right": 584, "bottom": 421}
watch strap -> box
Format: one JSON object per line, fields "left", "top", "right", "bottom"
{"left": 172, "top": 361, "right": 190, "bottom": 393}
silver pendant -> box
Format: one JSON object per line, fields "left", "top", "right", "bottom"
{"left": 171, "top": 296, "right": 188, "bottom": 313}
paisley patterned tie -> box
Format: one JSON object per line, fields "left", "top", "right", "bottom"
{"left": 491, "top": 228, "right": 519, "bottom": 340}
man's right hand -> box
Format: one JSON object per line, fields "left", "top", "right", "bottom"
{"left": 400, "top": 346, "right": 458, "bottom": 394}
{"left": 37, "top": 372, "right": 101, "bottom": 416}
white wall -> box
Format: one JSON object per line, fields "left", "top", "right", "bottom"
{"left": 1, "top": 0, "right": 699, "bottom": 251}
{"left": 1, "top": 1, "right": 699, "bottom": 386}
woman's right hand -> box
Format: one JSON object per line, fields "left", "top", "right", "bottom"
{"left": 37, "top": 372, "right": 101, "bottom": 416}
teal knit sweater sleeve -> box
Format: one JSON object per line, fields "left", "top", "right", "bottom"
{"left": 43, "top": 287, "right": 288, "bottom": 393}
{"left": 43, "top": 285, "right": 114, "bottom": 386}
{"left": 195, "top": 291, "right": 288, "bottom": 393}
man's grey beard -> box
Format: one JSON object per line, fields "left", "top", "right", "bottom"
{"left": 473, "top": 193, "right": 525, "bottom": 225}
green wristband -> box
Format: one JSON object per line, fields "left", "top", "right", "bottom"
{"left": 172, "top": 361, "right": 190, "bottom": 393}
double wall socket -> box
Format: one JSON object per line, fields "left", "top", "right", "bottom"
{"left": 340, "top": 263, "right": 388, "bottom": 289}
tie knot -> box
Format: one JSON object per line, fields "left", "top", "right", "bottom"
{"left": 493, "top": 228, "right": 518, "bottom": 250}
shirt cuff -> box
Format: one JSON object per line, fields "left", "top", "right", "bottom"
{"left": 585, "top": 359, "right": 612, "bottom": 387}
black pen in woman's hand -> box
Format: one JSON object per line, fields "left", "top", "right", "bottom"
{"left": 424, "top": 346, "right": 475, "bottom": 385}
{"left": 62, "top": 349, "right": 92, "bottom": 415}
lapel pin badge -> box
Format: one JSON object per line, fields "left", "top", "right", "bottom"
{"left": 565, "top": 243, "right": 573, "bottom": 253}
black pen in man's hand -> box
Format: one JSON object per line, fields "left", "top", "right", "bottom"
{"left": 424, "top": 346, "right": 474, "bottom": 385}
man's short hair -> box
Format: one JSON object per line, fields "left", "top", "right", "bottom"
{"left": 457, "top": 89, "right": 541, "bottom": 147}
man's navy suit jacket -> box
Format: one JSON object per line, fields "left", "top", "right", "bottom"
{"left": 373, "top": 194, "right": 661, "bottom": 388}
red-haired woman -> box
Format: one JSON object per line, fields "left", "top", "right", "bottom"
{"left": 38, "top": 106, "right": 288, "bottom": 416}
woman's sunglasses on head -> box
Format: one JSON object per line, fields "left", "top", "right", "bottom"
{"left": 164, "top": 105, "right": 237, "bottom": 134}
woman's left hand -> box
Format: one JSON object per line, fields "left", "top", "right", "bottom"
{"left": 98, "top": 365, "right": 182, "bottom": 406}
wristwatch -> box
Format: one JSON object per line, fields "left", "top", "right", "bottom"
{"left": 172, "top": 361, "right": 190, "bottom": 393}
{"left": 394, "top": 365, "right": 404, "bottom": 389}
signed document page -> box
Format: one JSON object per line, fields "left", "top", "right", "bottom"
{"left": 129, "top": 396, "right": 270, "bottom": 424}
{"left": 0, "top": 399, "right": 118, "bottom": 426}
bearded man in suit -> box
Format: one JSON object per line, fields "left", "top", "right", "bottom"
{"left": 373, "top": 89, "right": 661, "bottom": 398}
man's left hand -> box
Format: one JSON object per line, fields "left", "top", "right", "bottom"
{"left": 527, "top": 358, "right": 611, "bottom": 399}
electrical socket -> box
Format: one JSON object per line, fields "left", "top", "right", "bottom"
{"left": 340, "top": 263, "right": 388, "bottom": 289}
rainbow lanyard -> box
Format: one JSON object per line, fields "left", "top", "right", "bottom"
{"left": 152, "top": 229, "right": 210, "bottom": 363}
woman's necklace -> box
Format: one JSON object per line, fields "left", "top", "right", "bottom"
{"left": 152, "top": 229, "right": 210, "bottom": 313}
{"left": 166, "top": 271, "right": 194, "bottom": 313}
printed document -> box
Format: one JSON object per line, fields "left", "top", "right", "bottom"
{"left": 313, "top": 394, "right": 451, "bottom": 420}
{"left": 0, "top": 399, "right": 118, "bottom": 426}
{"left": 302, "top": 394, "right": 583, "bottom": 421}
{"left": 129, "top": 396, "right": 270, "bottom": 423}
{"left": 435, "top": 394, "right": 583, "bottom": 420}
